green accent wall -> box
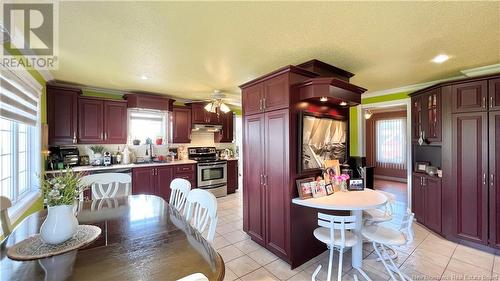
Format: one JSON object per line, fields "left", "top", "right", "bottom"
{"left": 82, "top": 90, "right": 124, "bottom": 100}
{"left": 361, "top": 92, "right": 410, "bottom": 105}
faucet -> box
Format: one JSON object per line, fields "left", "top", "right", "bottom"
{"left": 145, "top": 138, "right": 154, "bottom": 162}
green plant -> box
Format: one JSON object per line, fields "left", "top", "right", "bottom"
{"left": 89, "top": 145, "right": 104, "bottom": 154}
{"left": 41, "top": 169, "right": 86, "bottom": 206}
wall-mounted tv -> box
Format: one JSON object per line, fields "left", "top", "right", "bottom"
{"left": 298, "top": 111, "right": 348, "bottom": 174}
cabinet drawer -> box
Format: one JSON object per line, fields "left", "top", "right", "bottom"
{"left": 175, "top": 173, "right": 196, "bottom": 187}
{"left": 175, "top": 164, "right": 195, "bottom": 173}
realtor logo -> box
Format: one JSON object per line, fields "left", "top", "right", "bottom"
{"left": 1, "top": 2, "right": 58, "bottom": 69}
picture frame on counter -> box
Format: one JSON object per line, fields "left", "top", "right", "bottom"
{"left": 415, "top": 161, "right": 430, "bottom": 173}
{"left": 311, "top": 181, "right": 327, "bottom": 198}
{"left": 296, "top": 177, "right": 315, "bottom": 199}
{"left": 348, "top": 179, "right": 364, "bottom": 191}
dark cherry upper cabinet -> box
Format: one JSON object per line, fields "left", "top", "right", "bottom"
{"left": 489, "top": 78, "right": 500, "bottom": 111}
{"left": 263, "top": 74, "right": 289, "bottom": 112}
{"left": 242, "top": 83, "right": 264, "bottom": 116}
{"left": 156, "top": 166, "right": 174, "bottom": 202}
{"left": 452, "top": 112, "right": 489, "bottom": 245}
{"left": 411, "top": 88, "right": 441, "bottom": 143}
{"left": 47, "top": 86, "right": 80, "bottom": 145}
{"left": 191, "top": 103, "right": 220, "bottom": 125}
{"left": 132, "top": 167, "right": 155, "bottom": 195}
{"left": 171, "top": 106, "right": 192, "bottom": 143}
{"left": 412, "top": 174, "right": 425, "bottom": 223}
{"left": 423, "top": 176, "right": 442, "bottom": 233}
{"left": 215, "top": 112, "right": 234, "bottom": 143}
{"left": 451, "top": 81, "right": 488, "bottom": 113}
{"left": 489, "top": 111, "right": 500, "bottom": 249}
{"left": 411, "top": 96, "right": 423, "bottom": 142}
{"left": 243, "top": 113, "right": 266, "bottom": 245}
{"left": 104, "top": 101, "right": 127, "bottom": 144}
{"left": 227, "top": 160, "right": 238, "bottom": 194}
{"left": 78, "top": 97, "right": 104, "bottom": 144}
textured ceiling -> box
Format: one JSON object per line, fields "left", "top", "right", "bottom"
{"left": 50, "top": 1, "right": 500, "bottom": 105}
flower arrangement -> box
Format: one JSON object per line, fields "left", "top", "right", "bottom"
{"left": 41, "top": 169, "right": 86, "bottom": 206}
{"left": 89, "top": 145, "right": 105, "bottom": 154}
{"left": 335, "top": 174, "right": 350, "bottom": 192}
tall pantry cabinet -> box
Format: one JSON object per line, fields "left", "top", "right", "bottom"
{"left": 240, "top": 67, "right": 317, "bottom": 261}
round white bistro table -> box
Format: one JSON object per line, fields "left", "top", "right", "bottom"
{"left": 292, "top": 189, "right": 387, "bottom": 270}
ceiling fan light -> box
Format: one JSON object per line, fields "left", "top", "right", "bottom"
{"left": 205, "top": 102, "right": 216, "bottom": 113}
{"left": 220, "top": 102, "right": 231, "bottom": 113}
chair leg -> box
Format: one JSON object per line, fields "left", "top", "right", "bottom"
{"left": 372, "top": 242, "right": 398, "bottom": 281}
{"left": 311, "top": 264, "right": 322, "bottom": 281}
{"left": 381, "top": 245, "right": 407, "bottom": 281}
{"left": 337, "top": 248, "right": 344, "bottom": 281}
{"left": 327, "top": 246, "right": 334, "bottom": 281}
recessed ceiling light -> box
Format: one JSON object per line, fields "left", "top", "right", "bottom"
{"left": 339, "top": 101, "right": 347, "bottom": 106}
{"left": 140, "top": 75, "right": 149, "bottom": 80}
{"left": 320, "top": 97, "right": 328, "bottom": 102}
{"left": 431, "top": 54, "right": 450, "bottom": 64}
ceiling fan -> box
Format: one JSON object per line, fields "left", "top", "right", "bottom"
{"left": 203, "top": 90, "right": 231, "bottom": 113}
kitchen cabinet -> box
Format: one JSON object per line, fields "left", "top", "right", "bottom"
{"left": 215, "top": 111, "right": 234, "bottom": 143}
{"left": 78, "top": 97, "right": 127, "bottom": 144}
{"left": 171, "top": 106, "right": 192, "bottom": 143}
{"left": 227, "top": 160, "right": 238, "bottom": 194}
{"left": 411, "top": 95, "right": 423, "bottom": 142}
{"left": 452, "top": 112, "right": 489, "bottom": 245}
{"left": 451, "top": 80, "right": 488, "bottom": 113}
{"left": 156, "top": 166, "right": 174, "bottom": 202}
{"left": 489, "top": 111, "right": 500, "bottom": 249}
{"left": 47, "top": 85, "right": 80, "bottom": 145}
{"left": 489, "top": 78, "right": 500, "bottom": 111}
{"left": 411, "top": 88, "right": 441, "bottom": 143}
{"left": 242, "top": 73, "right": 289, "bottom": 116}
{"left": 174, "top": 164, "right": 196, "bottom": 188}
{"left": 125, "top": 93, "right": 173, "bottom": 112}
{"left": 412, "top": 173, "right": 441, "bottom": 233}
{"left": 132, "top": 167, "right": 155, "bottom": 195}
{"left": 191, "top": 103, "right": 220, "bottom": 125}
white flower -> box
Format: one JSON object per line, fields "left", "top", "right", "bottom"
{"left": 48, "top": 189, "right": 60, "bottom": 198}
{"left": 49, "top": 178, "right": 57, "bottom": 185}
{"left": 53, "top": 183, "right": 66, "bottom": 190}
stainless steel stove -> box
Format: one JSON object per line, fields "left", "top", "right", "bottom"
{"left": 188, "top": 147, "right": 227, "bottom": 197}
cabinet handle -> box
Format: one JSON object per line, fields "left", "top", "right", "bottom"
{"left": 491, "top": 174, "right": 495, "bottom": 187}
{"left": 72, "top": 132, "right": 77, "bottom": 144}
{"left": 264, "top": 174, "right": 268, "bottom": 186}
{"left": 260, "top": 174, "right": 263, "bottom": 185}
{"left": 483, "top": 173, "right": 487, "bottom": 185}
{"left": 100, "top": 132, "right": 104, "bottom": 140}
{"left": 104, "top": 132, "right": 107, "bottom": 140}
{"left": 259, "top": 99, "right": 263, "bottom": 111}
{"left": 263, "top": 97, "right": 266, "bottom": 110}
{"left": 482, "top": 97, "right": 487, "bottom": 109}
{"left": 491, "top": 96, "right": 494, "bottom": 109}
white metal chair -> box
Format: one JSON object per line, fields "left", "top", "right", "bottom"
{"left": 311, "top": 213, "right": 358, "bottom": 281}
{"left": 169, "top": 178, "right": 191, "bottom": 213}
{"left": 184, "top": 189, "right": 218, "bottom": 242}
{"left": 362, "top": 209, "right": 415, "bottom": 281}
{"left": 176, "top": 273, "right": 209, "bottom": 281}
{"left": 363, "top": 190, "right": 396, "bottom": 224}
{"left": 79, "top": 173, "right": 132, "bottom": 200}
{"left": 0, "top": 196, "right": 12, "bottom": 241}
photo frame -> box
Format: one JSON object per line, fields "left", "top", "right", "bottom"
{"left": 296, "top": 177, "right": 315, "bottom": 199}
{"left": 325, "top": 183, "right": 334, "bottom": 195}
{"left": 348, "top": 179, "right": 364, "bottom": 191}
{"left": 311, "top": 181, "right": 327, "bottom": 198}
{"left": 415, "top": 161, "right": 430, "bottom": 173}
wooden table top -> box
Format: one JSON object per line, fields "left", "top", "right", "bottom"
{"left": 0, "top": 195, "right": 225, "bottom": 281}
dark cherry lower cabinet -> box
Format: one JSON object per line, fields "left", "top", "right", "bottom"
{"left": 47, "top": 86, "right": 80, "bottom": 145}
{"left": 412, "top": 173, "right": 442, "bottom": 233}
{"left": 243, "top": 109, "right": 290, "bottom": 259}
{"left": 227, "top": 160, "right": 238, "bottom": 194}
{"left": 171, "top": 106, "right": 192, "bottom": 143}
{"left": 489, "top": 111, "right": 500, "bottom": 249}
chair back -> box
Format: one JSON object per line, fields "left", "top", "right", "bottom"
{"left": 399, "top": 208, "right": 415, "bottom": 244}
{"left": 0, "top": 196, "right": 12, "bottom": 238}
{"left": 169, "top": 178, "right": 191, "bottom": 212}
{"left": 185, "top": 189, "right": 218, "bottom": 242}
{"left": 318, "top": 213, "right": 356, "bottom": 248}
{"left": 80, "top": 173, "right": 131, "bottom": 200}
{"left": 377, "top": 190, "right": 396, "bottom": 216}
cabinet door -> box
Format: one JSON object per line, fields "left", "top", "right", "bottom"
{"left": 452, "top": 112, "right": 488, "bottom": 244}
{"left": 412, "top": 174, "right": 425, "bottom": 223}
{"left": 47, "top": 87, "right": 79, "bottom": 145}
{"left": 489, "top": 111, "right": 500, "bottom": 248}
{"left": 78, "top": 98, "right": 104, "bottom": 143}
{"left": 424, "top": 89, "right": 442, "bottom": 142}
{"left": 227, "top": 160, "right": 238, "bottom": 194}
{"left": 171, "top": 106, "right": 192, "bottom": 143}
{"left": 451, "top": 81, "right": 488, "bottom": 113}
{"left": 263, "top": 73, "right": 289, "bottom": 112}
{"left": 215, "top": 112, "right": 234, "bottom": 143}
{"left": 132, "top": 167, "right": 155, "bottom": 195}
{"left": 156, "top": 166, "right": 174, "bottom": 202}
{"left": 424, "top": 177, "right": 442, "bottom": 233}
{"left": 489, "top": 78, "right": 500, "bottom": 111}
{"left": 104, "top": 101, "right": 127, "bottom": 144}
{"left": 264, "top": 109, "right": 290, "bottom": 257}
{"left": 243, "top": 113, "right": 266, "bottom": 245}
{"left": 191, "top": 103, "right": 207, "bottom": 124}
{"left": 411, "top": 96, "right": 423, "bottom": 142}
{"left": 242, "top": 83, "right": 264, "bottom": 115}
{"left": 207, "top": 111, "right": 221, "bottom": 125}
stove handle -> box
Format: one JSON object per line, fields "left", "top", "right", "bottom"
{"left": 198, "top": 162, "right": 227, "bottom": 167}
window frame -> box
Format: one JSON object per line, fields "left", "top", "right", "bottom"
{"left": 374, "top": 117, "right": 407, "bottom": 167}
{"left": 127, "top": 108, "right": 169, "bottom": 145}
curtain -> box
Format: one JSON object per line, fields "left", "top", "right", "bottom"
{"left": 375, "top": 118, "right": 406, "bottom": 170}
{"left": 0, "top": 70, "right": 40, "bottom": 126}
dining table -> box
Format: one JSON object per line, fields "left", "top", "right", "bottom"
{"left": 0, "top": 195, "right": 225, "bottom": 281}
{"left": 292, "top": 189, "right": 387, "bottom": 275}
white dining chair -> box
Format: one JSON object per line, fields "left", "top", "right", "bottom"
{"left": 176, "top": 273, "right": 209, "bottom": 281}
{"left": 363, "top": 190, "right": 396, "bottom": 224}
{"left": 0, "top": 196, "right": 12, "bottom": 241}
{"left": 184, "top": 189, "right": 218, "bottom": 242}
{"left": 362, "top": 209, "right": 415, "bottom": 281}
{"left": 79, "top": 173, "right": 131, "bottom": 200}
{"left": 170, "top": 178, "right": 191, "bottom": 213}
{"left": 312, "top": 213, "right": 358, "bottom": 281}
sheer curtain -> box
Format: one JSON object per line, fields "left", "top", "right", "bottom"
{"left": 375, "top": 118, "right": 406, "bottom": 170}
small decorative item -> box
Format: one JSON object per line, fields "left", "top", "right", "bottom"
{"left": 348, "top": 179, "right": 364, "bottom": 191}
{"left": 415, "top": 161, "right": 430, "bottom": 173}
{"left": 40, "top": 169, "right": 86, "bottom": 244}
{"left": 311, "top": 181, "right": 327, "bottom": 198}
{"left": 425, "top": 166, "right": 438, "bottom": 177}
{"left": 89, "top": 145, "right": 104, "bottom": 166}
{"left": 296, "top": 177, "right": 315, "bottom": 199}
{"left": 335, "top": 174, "right": 350, "bottom": 192}
{"left": 155, "top": 136, "right": 163, "bottom": 145}
{"left": 437, "top": 169, "right": 443, "bottom": 178}
{"left": 325, "top": 183, "right": 334, "bottom": 195}
{"left": 145, "top": 137, "right": 153, "bottom": 145}
{"left": 132, "top": 139, "right": 141, "bottom": 145}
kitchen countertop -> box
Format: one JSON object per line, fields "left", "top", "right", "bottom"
{"left": 44, "top": 159, "right": 197, "bottom": 174}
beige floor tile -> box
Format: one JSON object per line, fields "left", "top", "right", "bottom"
{"left": 400, "top": 255, "right": 446, "bottom": 278}
{"left": 410, "top": 247, "right": 451, "bottom": 268}
{"left": 212, "top": 236, "right": 232, "bottom": 250}
{"left": 285, "top": 271, "right": 311, "bottom": 281}
{"left": 452, "top": 244, "right": 494, "bottom": 271}
{"left": 218, "top": 245, "right": 245, "bottom": 262}
{"left": 445, "top": 258, "right": 492, "bottom": 278}
{"left": 346, "top": 265, "right": 391, "bottom": 281}
{"left": 223, "top": 230, "right": 250, "bottom": 244}
{"left": 226, "top": 255, "right": 262, "bottom": 277}
{"left": 248, "top": 248, "right": 279, "bottom": 266}
{"left": 494, "top": 255, "right": 500, "bottom": 274}
{"left": 264, "top": 259, "right": 302, "bottom": 280}
{"left": 224, "top": 268, "right": 239, "bottom": 281}
{"left": 240, "top": 267, "right": 279, "bottom": 281}
{"left": 234, "top": 239, "right": 262, "bottom": 254}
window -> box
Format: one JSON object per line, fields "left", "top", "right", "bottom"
{"left": 375, "top": 118, "right": 406, "bottom": 169}
{"left": 128, "top": 109, "right": 168, "bottom": 144}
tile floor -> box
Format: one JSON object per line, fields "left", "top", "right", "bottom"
{"left": 213, "top": 189, "right": 500, "bottom": 281}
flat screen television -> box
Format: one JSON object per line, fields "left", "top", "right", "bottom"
{"left": 298, "top": 111, "right": 348, "bottom": 174}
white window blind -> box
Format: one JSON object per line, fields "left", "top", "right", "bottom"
{"left": 0, "top": 70, "right": 40, "bottom": 126}
{"left": 375, "top": 118, "right": 406, "bottom": 170}
{"left": 128, "top": 109, "right": 168, "bottom": 144}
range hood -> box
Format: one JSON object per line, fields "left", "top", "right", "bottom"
{"left": 192, "top": 124, "right": 222, "bottom": 132}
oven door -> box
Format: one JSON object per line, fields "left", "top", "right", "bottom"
{"left": 197, "top": 162, "right": 227, "bottom": 187}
